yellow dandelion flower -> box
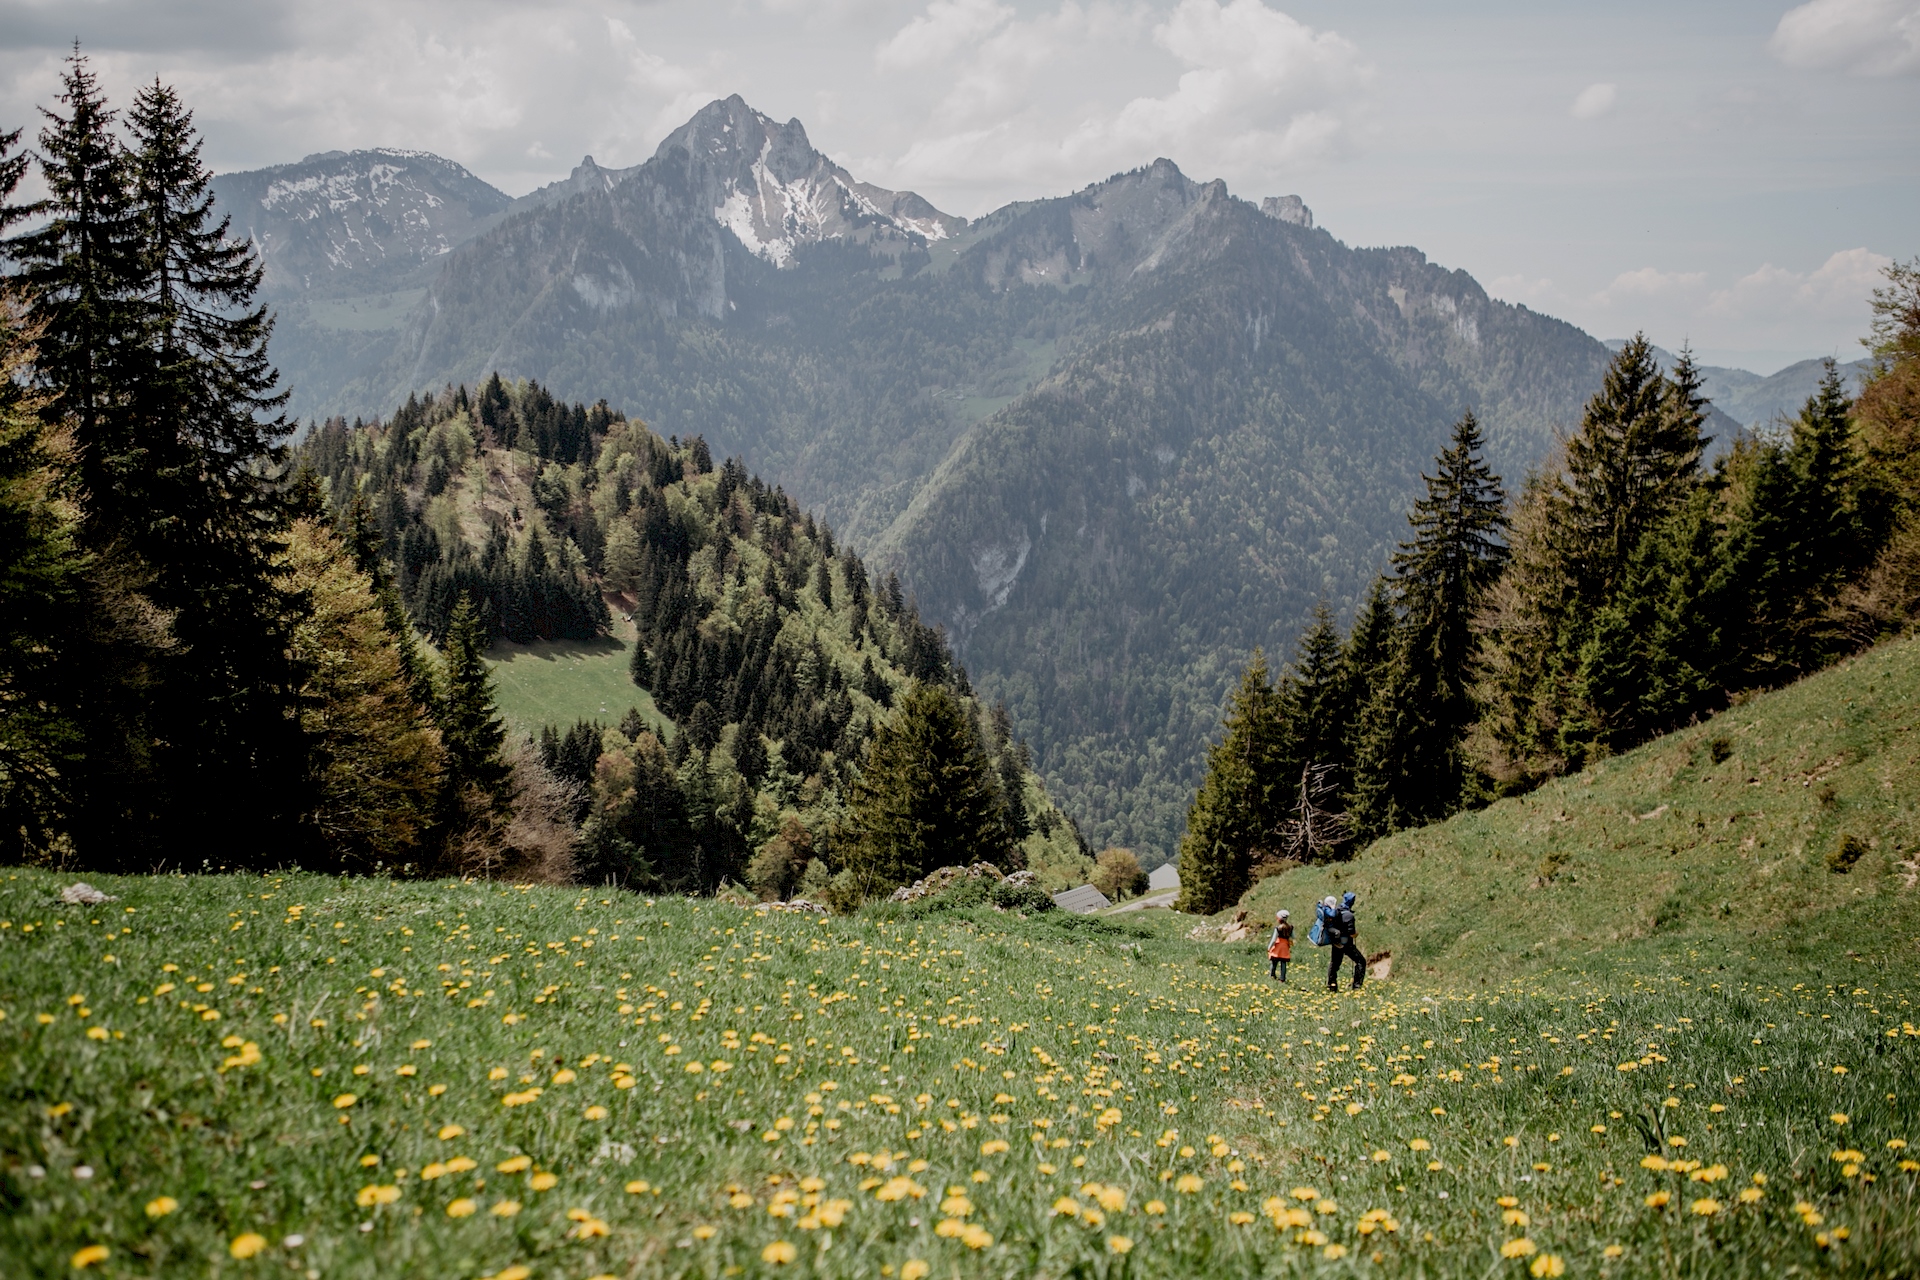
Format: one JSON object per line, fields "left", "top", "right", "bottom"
{"left": 1502, "top": 1210, "right": 1529, "bottom": 1227}
{"left": 145, "top": 1196, "right": 178, "bottom": 1217}
{"left": 355, "top": 1185, "right": 400, "bottom": 1207}
{"left": 1108, "top": 1235, "right": 1134, "bottom": 1254}
{"left": 437, "top": 1125, "right": 464, "bottom": 1140}
{"left": 332, "top": 1094, "right": 357, "bottom": 1109}
{"left": 1145, "top": 1199, "right": 1167, "bottom": 1215}
{"left": 491, "top": 1200, "right": 521, "bottom": 1217}
{"left": 496, "top": 1156, "right": 532, "bottom": 1173}
{"left": 446, "top": 1198, "right": 477, "bottom": 1218}
{"left": 1176, "top": 1175, "right": 1204, "bottom": 1194}
{"left": 71, "top": 1245, "right": 110, "bottom": 1269}
{"left": 1644, "top": 1191, "right": 1671, "bottom": 1209}
{"left": 1602, "top": 1245, "right": 1625, "bottom": 1259}
{"left": 584, "top": 1105, "right": 609, "bottom": 1120}
{"left": 1529, "top": 1255, "right": 1566, "bottom": 1278}
{"left": 1831, "top": 1113, "right": 1848, "bottom": 1125}
{"left": 961, "top": 1224, "right": 993, "bottom": 1249}
{"left": 229, "top": 1233, "right": 268, "bottom": 1259}
{"left": 1229, "top": 1211, "right": 1256, "bottom": 1225}
{"left": 901, "top": 1262, "right": 930, "bottom": 1280}
{"left": 1500, "top": 1238, "right": 1537, "bottom": 1259}
{"left": 1738, "top": 1187, "right": 1764, "bottom": 1204}
{"left": 1409, "top": 1139, "right": 1431, "bottom": 1151}
{"left": 625, "top": 1180, "right": 651, "bottom": 1195}
{"left": 1691, "top": 1198, "right": 1721, "bottom": 1216}
{"left": 529, "top": 1172, "right": 557, "bottom": 1191}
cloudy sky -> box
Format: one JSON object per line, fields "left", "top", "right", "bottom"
{"left": 4, "top": 0, "right": 1915, "bottom": 371}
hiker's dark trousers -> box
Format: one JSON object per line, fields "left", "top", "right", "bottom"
{"left": 1327, "top": 941, "right": 1365, "bottom": 990}
{"left": 1268, "top": 957, "right": 1288, "bottom": 981}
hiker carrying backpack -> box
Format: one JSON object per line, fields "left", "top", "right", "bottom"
{"left": 1326, "top": 891, "right": 1365, "bottom": 992}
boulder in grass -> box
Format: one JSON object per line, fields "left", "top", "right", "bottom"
{"left": 60, "top": 883, "right": 114, "bottom": 905}
{"left": 1366, "top": 950, "right": 1393, "bottom": 982}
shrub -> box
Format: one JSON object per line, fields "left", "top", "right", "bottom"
{"left": 1827, "top": 833, "right": 1868, "bottom": 874}
{"left": 992, "top": 878, "right": 1055, "bottom": 913}
{"left": 1708, "top": 736, "right": 1733, "bottom": 764}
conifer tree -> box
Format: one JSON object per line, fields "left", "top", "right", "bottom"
{"left": 1734, "top": 361, "right": 1863, "bottom": 675}
{"left": 1175, "top": 652, "right": 1285, "bottom": 913}
{"left": 1351, "top": 413, "right": 1507, "bottom": 833}
{"left": 439, "top": 597, "right": 510, "bottom": 802}
{"left": 1280, "top": 601, "right": 1348, "bottom": 785}
{"left": 7, "top": 49, "right": 145, "bottom": 529}
{"left": 847, "top": 681, "right": 1009, "bottom": 894}
{"left": 1550, "top": 336, "right": 1706, "bottom": 612}
{"left": 1576, "top": 488, "right": 1733, "bottom": 747}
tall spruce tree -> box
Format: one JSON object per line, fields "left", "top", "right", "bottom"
{"left": 1175, "top": 651, "right": 1286, "bottom": 914}
{"left": 440, "top": 596, "right": 510, "bottom": 803}
{"left": 1279, "top": 601, "right": 1350, "bottom": 788}
{"left": 1733, "top": 361, "right": 1863, "bottom": 676}
{"left": 1351, "top": 413, "right": 1507, "bottom": 834}
{"left": 7, "top": 49, "right": 146, "bottom": 531}
{"left": 1550, "top": 336, "right": 1707, "bottom": 613}
{"left": 846, "top": 681, "right": 1009, "bottom": 894}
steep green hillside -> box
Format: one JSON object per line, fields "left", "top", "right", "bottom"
{"left": 302, "top": 385, "right": 1092, "bottom": 895}
{"left": 1239, "top": 635, "right": 1920, "bottom": 974}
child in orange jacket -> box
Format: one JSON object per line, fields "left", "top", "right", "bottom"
{"left": 1267, "top": 910, "right": 1293, "bottom": 981}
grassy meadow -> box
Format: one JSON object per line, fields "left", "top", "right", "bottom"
{"left": 2, "top": 640, "right": 1918, "bottom": 1277}
{"left": 485, "top": 625, "right": 670, "bottom": 740}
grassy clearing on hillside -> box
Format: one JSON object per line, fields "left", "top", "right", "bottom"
{"left": 1242, "top": 635, "right": 1920, "bottom": 979}
{"left": 485, "top": 627, "right": 670, "bottom": 739}
{"left": 2, "top": 868, "right": 1916, "bottom": 1278}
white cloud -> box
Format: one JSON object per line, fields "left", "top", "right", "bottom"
{"left": 1769, "top": 0, "right": 1920, "bottom": 76}
{"left": 1592, "top": 266, "right": 1709, "bottom": 309}
{"left": 1703, "top": 248, "right": 1893, "bottom": 322}
{"left": 876, "top": 0, "right": 1014, "bottom": 69}
{"left": 1569, "top": 82, "right": 1616, "bottom": 119}
{"left": 1567, "top": 251, "right": 1889, "bottom": 367}
{"left": 874, "top": 0, "right": 1369, "bottom": 195}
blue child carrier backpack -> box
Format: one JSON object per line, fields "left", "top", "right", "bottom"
{"left": 1308, "top": 903, "right": 1330, "bottom": 947}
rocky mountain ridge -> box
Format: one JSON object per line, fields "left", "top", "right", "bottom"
{"left": 208, "top": 97, "right": 1725, "bottom": 864}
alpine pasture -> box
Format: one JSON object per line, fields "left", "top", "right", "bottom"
{"left": 2, "top": 856, "right": 1916, "bottom": 1277}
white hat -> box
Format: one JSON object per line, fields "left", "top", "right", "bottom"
{"left": 1276, "top": 909, "right": 1289, "bottom": 919}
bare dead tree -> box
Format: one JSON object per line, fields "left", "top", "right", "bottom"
{"left": 1276, "top": 762, "right": 1353, "bottom": 863}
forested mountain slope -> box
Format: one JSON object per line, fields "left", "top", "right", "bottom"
{"left": 229, "top": 97, "right": 1629, "bottom": 865}
{"left": 302, "top": 380, "right": 1092, "bottom": 895}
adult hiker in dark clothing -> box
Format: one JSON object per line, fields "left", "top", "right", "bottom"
{"left": 1326, "top": 890, "right": 1366, "bottom": 991}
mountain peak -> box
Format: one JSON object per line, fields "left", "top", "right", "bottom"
{"left": 653, "top": 95, "right": 962, "bottom": 266}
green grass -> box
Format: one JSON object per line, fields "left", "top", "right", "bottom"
{"left": 3, "top": 640, "right": 1918, "bottom": 1275}
{"left": 2, "top": 862, "right": 1916, "bottom": 1277}
{"left": 1239, "top": 634, "right": 1920, "bottom": 981}
{"left": 485, "top": 627, "right": 670, "bottom": 739}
